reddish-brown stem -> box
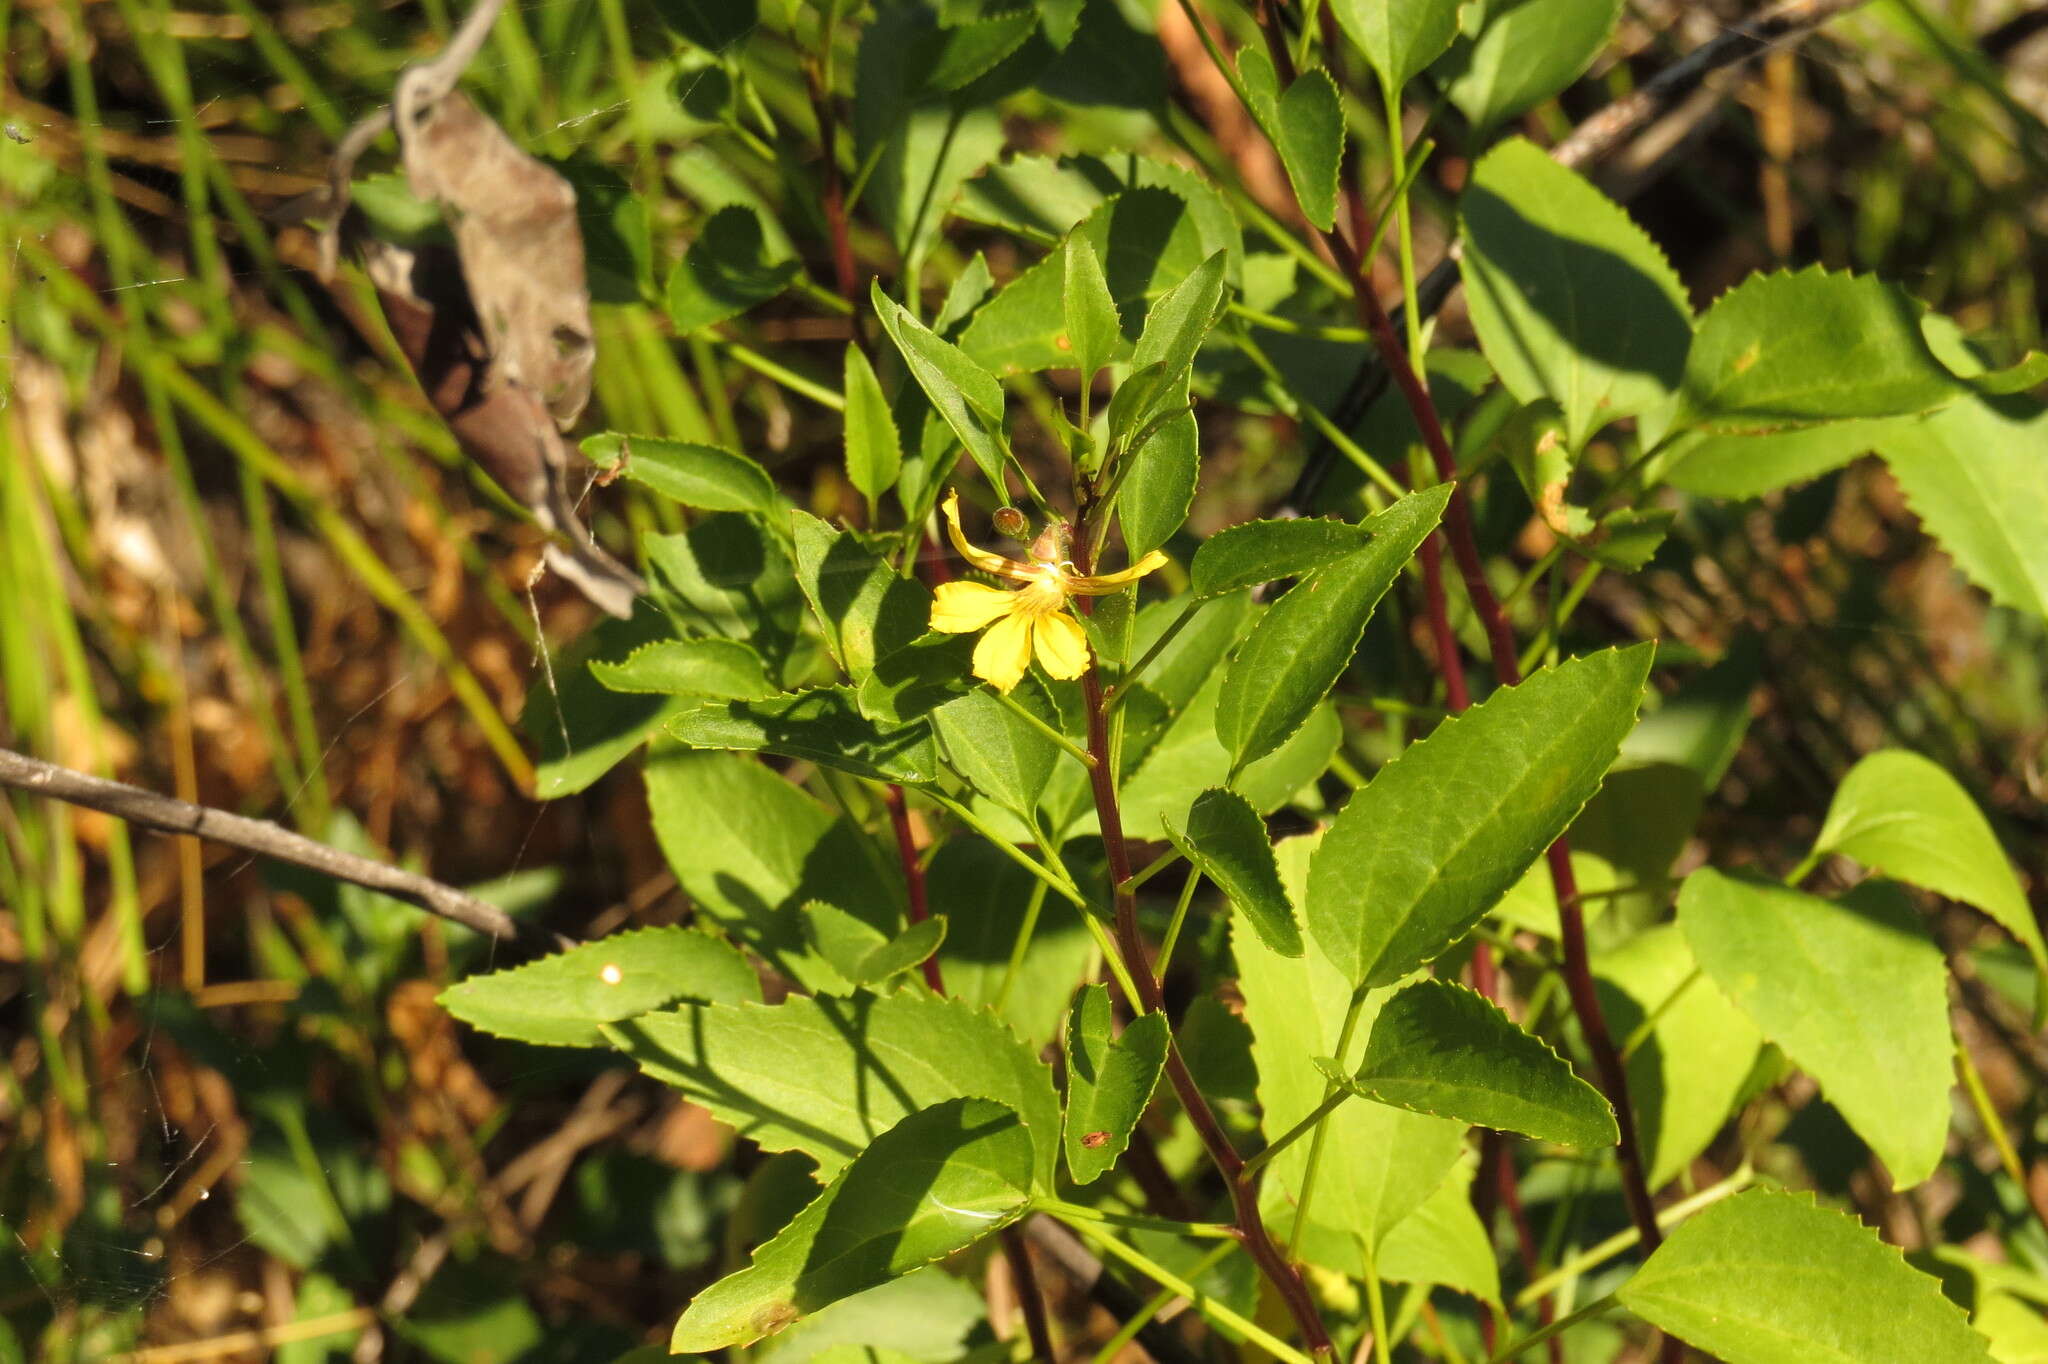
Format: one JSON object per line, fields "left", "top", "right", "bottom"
{"left": 1326, "top": 188, "right": 1667, "bottom": 1269}
{"left": 883, "top": 784, "right": 943, "bottom": 994}
{"left": 802, "top": 57, "right": 859, "bottom": 301}
{"left": 1070, "top": 556, "right": 1334, "bottom": 1355}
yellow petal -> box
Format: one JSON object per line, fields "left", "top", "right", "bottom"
{"left": 972, "top": 611, "right": 1035, "bottom": 693}
{"left": 1032, "top": 610, "right": 1091, "bottom": 680}
{"left": 941, "top": 491, "right": 1027, "bottom": 579}
{"left": 930, "top": 580, "right": 1018, "bottom": 634}
{"left": 1065, "top": 548, "right": 1170, "bottom": 596}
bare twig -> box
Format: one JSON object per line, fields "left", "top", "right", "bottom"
{"left": 0, "top": 747, "right": 523, "bottom": 942}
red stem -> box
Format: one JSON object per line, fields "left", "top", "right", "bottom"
{"left": 883, "top": 784, "right": 943, "bottom": 994}
{"left": 1326, "top": 189, "right": 1667, "bottom": 1266}
{"left": 1070, "top": 553, "right": 1334, "bottom": 1355}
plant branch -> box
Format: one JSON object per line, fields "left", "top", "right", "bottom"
{"left": 0, "top": 746, "right": 524, "bottom": 943}
{"left": 1069, "top": 547, "right": 1334, "bottom": 1356}
{"left": 998, "top": 1225, "right": 1056, "bottom": 1361}
{"left": 881, "top": 784, "right": 943, "bottom": 993}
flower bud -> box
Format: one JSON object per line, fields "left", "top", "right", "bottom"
{"left": 992, "top": 506, "right": 1030, "bottom": 540}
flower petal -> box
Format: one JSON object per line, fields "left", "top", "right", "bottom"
{"left": 1032, "top": 610, "right": 1091, "bottom": 680}
{"left": 1065, "top": 549, "right": 1170, "bottom": 596}
{"left": 942, "top": 491, "right": 1034, "bottom": 581}
{"left": 972, "top": 612, "right": 1035, "bottom": 693}
{"left": 930, "top": 580, "right": 1018, "bottom": 634}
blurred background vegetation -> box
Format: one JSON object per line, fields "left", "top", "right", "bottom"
{"left": 2, "top": 0, "right": 2046, "bottom": 1359}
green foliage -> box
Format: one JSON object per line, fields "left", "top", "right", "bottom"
{"left": 1678, "top": 872, "right": 1955, "bottom": 1188}
{"left": 1319, "top": 979, "right": 1618, "bottom": 1148}
{"left": 1330, "top": 0, "right": 1463, "bottom": 91}
{"left": 1214, "top": 486, "right": 1449, "bottom": 773}
{"left": 585, "top": 433, "right": 778, "bottom": 513}
{"left": 1440, "top": 0, "right": 1624, "bottom": 132}
{"left": 1061, "top": 984, "right": 1170, "bottom": 1184}
{"left": 664, "top": 204, "right": 799, "bottom": 333}
{"left": 670, "top": 1099, "right": 1033, "bottom": 1351}
{"left": 1163, "top": 786, "right": 1301, "bottom": 957}
{"left": 1617, "top": 1191, "right": 1995, "bottom": 1363}
{"left": 1460, "top": 137, "right": 1691, "bottom": 450}
{"left": 1308, "top": 644, "right": 1653, "bottom": 988}
{"left": 438, "top": 927, "right": 759, "bottom": 1046}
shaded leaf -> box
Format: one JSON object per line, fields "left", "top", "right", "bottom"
{"left": 932, "top": 685, "right": 1061, "bottom": 821}
{"left": 668, "top": 687, "right": 943, "bottom": 785}
{"left": 1617, "top": 1190, "right": 1993, "bottom": 1364}
{"left": 1461, "top": 138, "right": 1691, "bottom": 449}
{"left": 665, "top": 204, "right": 798, "bottom": 333}
{"left": 530, "top": 602, "right": 688, "bottom": 799}
{"left": 790, "top": 512, "right": 930, "bottom": 680}
{"left": 1665, "top": 420, "right": 1900, "bottom": 500}
{"left": 858, "top": 632, "right": 979, "bottom": 724}
{"left": 1216, "top": 486, "right": 1449, "bottom": 773}
{"left": 804, "top": 902, "right": 946, "bottom": 988}
{"left": 1308, "top": 644, "right": 1653, "bottom": 988}
{"left": 1441, "top": 0, "right": 1623, "bottom": 132}
{"left": 671, "top": 1099, "right": 1033, "bottom": 1351}
{"left": 1062, "top": 984, "right": 1170, "bottom": 1184}
{"left": 607, "top": 988, "right": 1060, "bottom": 1186}
{"left": 1376, "top": 1154, "right": 1502, "bottom": 1303}
{"left": 1163, "top": 787, "right": 1300, "bottom": 957}
{"left": 1062, "top": 232, "right": 1121, "bottom": 378}
{"left": 1677, "top": 871, "right": 1953, "bottom": 1188}
{"left": 439, "top": 927, "right": 759, "bottom": 1047}
{"left": 843, "top": 346, "right": 903, "bottom": 505}
{"left": 872, "top": 282, "right": 1008, "bottom": 490}
{"left": 1118, "top": 408, "right": 1198, "bottom": 559}
{"left": 1318, "top": 979, "right": 1617, "bottom": 1147}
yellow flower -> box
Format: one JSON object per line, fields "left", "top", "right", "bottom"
{"left": 929, "top": 491, "right": 1169, "bottom": 693}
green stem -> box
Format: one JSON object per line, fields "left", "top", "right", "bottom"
{"left": 993, "top": 878, "right": 1049, "bottom": 1016}
{"left": 1154, "top": 864, "right": 1204, "bottom": 983}
{"left": 1289, "top": 985, "right": 1370, "bottom": 1254}
{"left": 1620, "top": 966, "right": 1703, "bottom": 1061}
{"left": 1036, "top": 1199, "right": 1237, "bottom": 1239}
{"left": 994, "top": 688, "right": 1098, "bottom": 769}
{"left": 1242, "top": 1086, "right": 1351, "bottom": 1179}
{"left": 1363, "top": 1243, "right": 1394, "bottom": 1364}
{"left": 923, "top": 789, "right": 1086, "bottom": 909}
{"left": 1056, "top": 1215, "right": 1318, "bottom": 1364}
{"left": 1106, "top": 598, "right": 1200, "bottom": 711}
{"left": 716, "top": 336, "right": 847, "bottom": 410}
{"left": 1088, "top": 1240, "right": 1236, "bottom": 1364}
{"left": 1483, "top": 1293, "right": 1618, "bottom": 1364}
{"left": 1513, "top": 1164, "right": 1756, "bottom": 1310}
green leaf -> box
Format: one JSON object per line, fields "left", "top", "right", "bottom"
{"left": 1594, "top": 924, "right": 1762, "bottom": 1189}
{"left": 1237, "top": 835, "right": 1466, "bottom": 1260}
{"left": 1117, "top": 408, "right": 1198, "bottom": 559}
{"left": 961, "top": 190, "right": 1221, "bottom": 377}
{"left": 589, "top": 636, "right": 774, "bottom": 697}
{"left": 928, "top": 839, "right": 1095, "bottom": 1049}
{"left": 1329, "top": 0, "right": 1462, "bottom": 90}
{"left": 1460, "top": 137, "right": 1691, "bottom": 450}
{"left": 1677, "top": 870, "right": 1954, "bottom": 1188}
{"left": 655, "top": 0, "right": 755, "bottom": 50}
{"left": 1375, "top": 1154, "right": 1502, "bottom": 1303}
{"left": 1277, "top": 70, "right": 1342, "bottom": 230}
{"left": 664, "top": 204, "right": 799, "bottom": 333}
{"left": 1441, "top": 0, "right": 1624, "bottom": 133}
{"left": 667, "top": 687, "right": 943, "bottom": 785}
{"left": 1062, "top": 233, "right": 1121, "bottom": 378}
{"left": 803, "top": 902, "right": 946, "bottom": 988}
{"left": 1163, "top": 787, "right": 1300, "bottom": 957}
{"left": 1061, "top": 984, "right": 1170, "bottom": 1184}
{"left": 584, "top": 433, "right": 776, "bottom": 514}
{"left": 1120, "top": 679, "right": 1342, "bottom": 836}
{"left": 790, "top": 512, "right": 931, "bottom": 680}
{"left": 1877, "top": 391, "right": 2048, "bottom": 621}
{"left": 1317, "top": 979, "right": 1617, "bottom": 1147}
{"left": 1678, "top": 267, "right": 1964, "bottom": 434}
{"left": 872, "top": 282, "right": 1008, "bottom": 490}
{"left": 1664, "top": 420, "right": 1902, "bottom": 500}
{"left": 1617, "top": 1190, "right": 1994, "bottom": 1364}
{"left": 670, "top": 1099, "right": 1033, "bottom": 1352}
{"left": 530, "top": 602, "right": 688, "bottom": 799}
{"left": 644, "top": 514, "right": 803, "bottom": 663}
{"left": 749, "top": 1269, "right": 986, "bottom": 1364}
{"left": 1127, "top": 252, "right": 1228, "bottom": 413}
{"left": 644, "top": 748, "right": 904, "bottom": 988}
{"left": 1308, "top": 643, "right": 1653, "bottom": 989}
{"left": 1189, "top": 517, "right": 1376, "bottom": 599}
{"left": 956, "top": 153, "right": 1242, "bottom": 288}
{"left": 607, "top": 987, "right": 1060, "bottom": 1186}
{"left": 1813, "top": 749, "right": 2047, "bottom": 1021}
{"left": 932, "top": 685, "right": 1060, "bottom": 821}
{"left": 843, "top": 346, "right": 903, "bottom": 506}
{"left": 1216, "top": 486, "right": 1449, "bottom": 773}
{"left": 858, "top": 632, "right": 979, "bottom": 724}
{"left": 439, "top": 927, "right": 759, "bottom": 1048}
